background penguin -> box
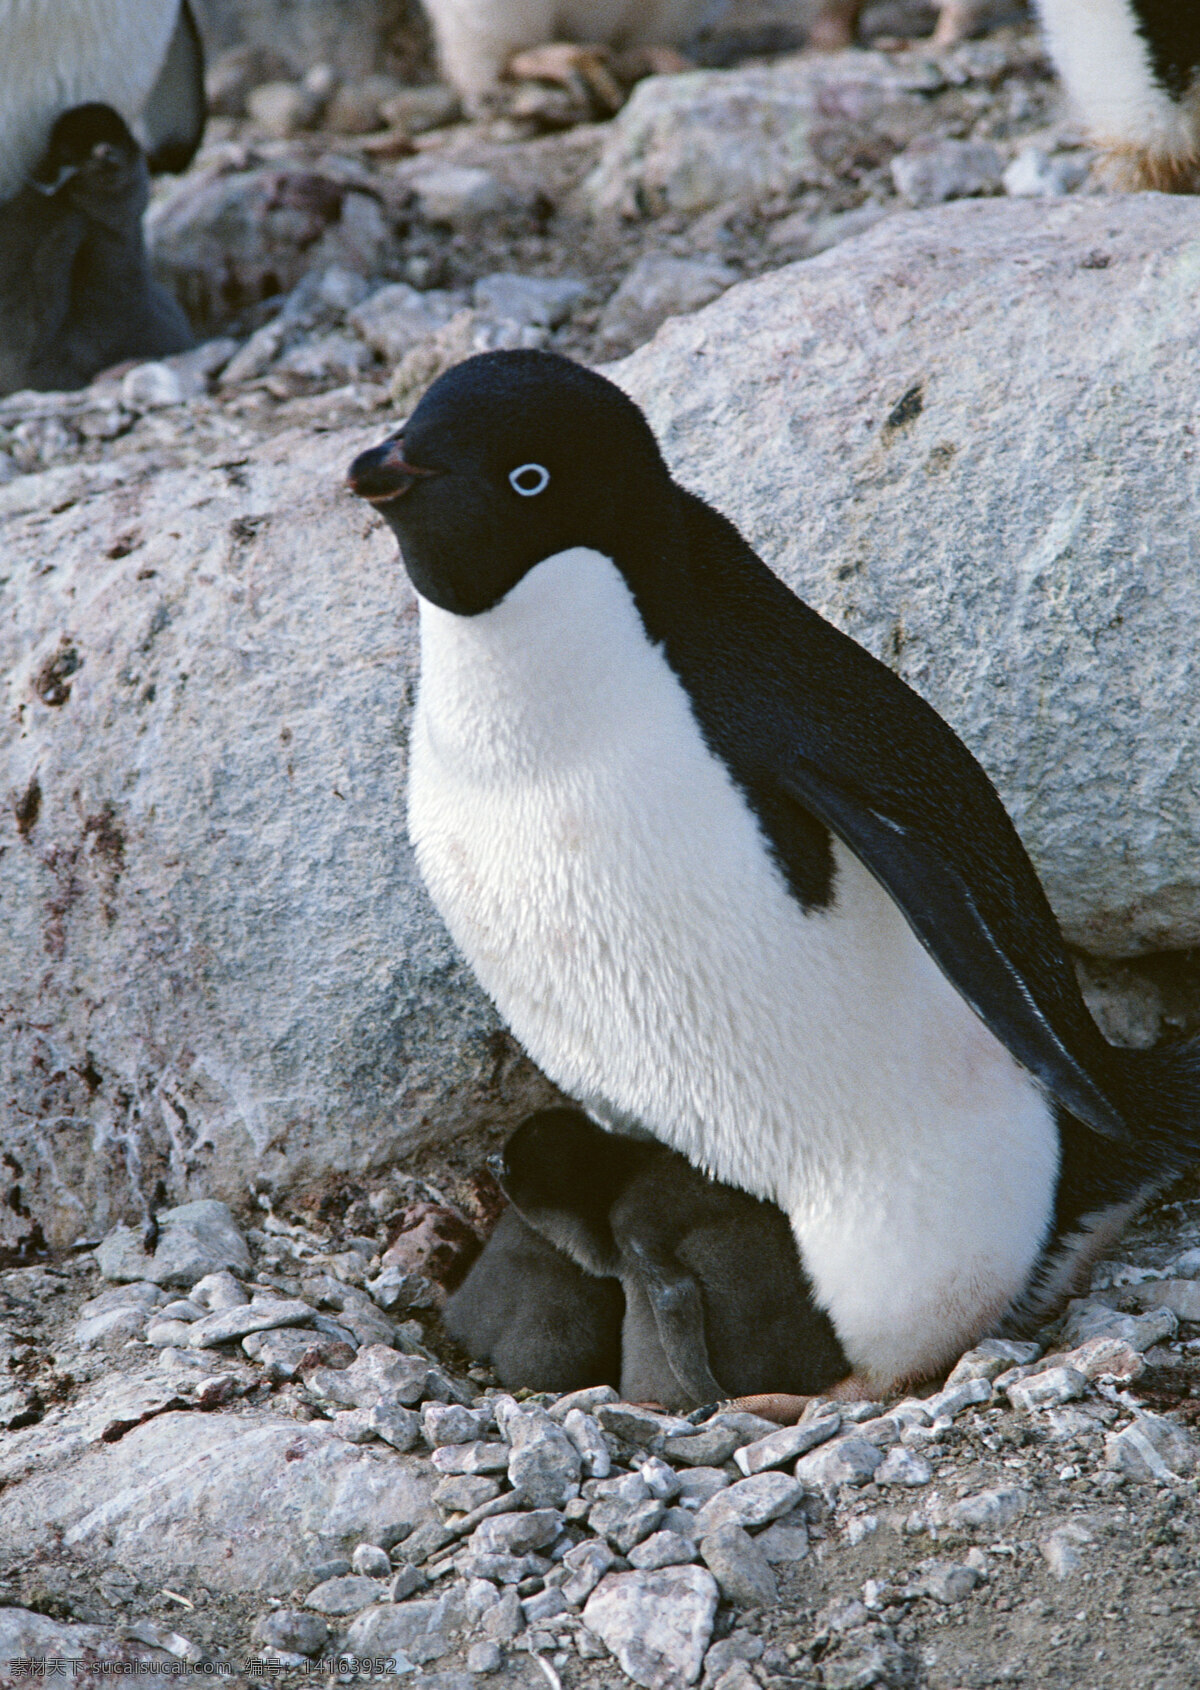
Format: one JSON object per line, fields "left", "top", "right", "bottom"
{"left": 807, "top": 0, "right": 1004, "bottom": 51}
{"left": 1033, "top": 1, "right": 1200, "bottom": 191}
{"left": 348, "top": 349, "right": 1200, "bottom": 1396}
{"left": 444, "top": 1201, "right": 625, "bottom": 1393}
{"left": 0, "top": 0, "right": 204, "bottom": 203}
{"left": 0, "top": 104, "right": 194, "bottom": 397}
{"left": 499, "top": 1107, "right": 849, "bottom": 1410}
{"left": 419, "top": 0, "right": 716, "bottom": 111}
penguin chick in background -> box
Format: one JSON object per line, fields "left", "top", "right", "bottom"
{"left": 419, "top": 0, "right": 716, "bottom": 111}
{"left": 0, "top": 0, "right": 205, "bottom": 202}
{"left": 0, "top": 104, "right": 194, "bottom": 397}
{"left": 1033, "top": 0, "right": 1200, "bottom": 191}
{"left": 499, "top": 1109, "right": 849, "bottom": 1411}
{"left": 444, "top": 1200, "right": 625, "bottom": 1392}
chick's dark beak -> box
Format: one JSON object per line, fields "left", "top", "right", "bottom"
{"left": 347, "top": 437, "right": 439, "bottom": 505}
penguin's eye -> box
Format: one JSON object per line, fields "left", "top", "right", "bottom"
{"left": 508, "top": 463, "right": 550, "bottom": 497}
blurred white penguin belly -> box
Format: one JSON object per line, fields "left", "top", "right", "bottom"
{"left": 408, "top": 546, "right": 1059, "bottom": 1384}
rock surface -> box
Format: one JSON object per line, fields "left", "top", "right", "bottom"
{"left": 0, "top": 422, "right": 555, "bottom": 1248}
{"left": 612, "top": 194, "right": 1200, "bottom": 959}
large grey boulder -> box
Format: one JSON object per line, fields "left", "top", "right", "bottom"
{"left": 611, "top": 194, "right": 1200, "bottom": 959}
{"left": 0, "top": 1403, "right": 436, "bottom": 1593}
{"left": 0, "top": 426, "right": 555, "bottom": 1251}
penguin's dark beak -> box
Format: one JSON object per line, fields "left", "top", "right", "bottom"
{"left": 347, "top": 437, "right": 440, "bottom": 505}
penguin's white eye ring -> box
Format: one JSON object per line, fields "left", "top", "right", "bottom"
{"left": 509, "top": 463, "right": 550, "bottom": 497}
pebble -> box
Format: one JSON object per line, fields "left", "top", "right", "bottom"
{"left": 699, "top": 1524, "right": 778, "bottom": 1608}
{"left": 945, "top": 1339, "right": 1041, "bottom": 1384}
{"left": 480, "top": 1591, "right": 523, "bottom": 1641}
{"left": 1003, "top": 145, "right": 1088, "bottom": 197}
{"left": 1134, "top": 1279, "right": 1200, "bottom": 1322}
{"left": 734, "top": 1414, "right": 840, "bottom": 1476}
{"left": 559, "top": 1540, "right": 617, "bottom": 1605}
{"left": 1061, "top": 1300, "right": 1178, "bottom": 1351}
{"left": 247, "top": 81, "right": 320, "bottom": 137}
{"left": 546, "top": 1385, "right": 620, "bottom": 1421}
{"left": 187, "top": 1296, "right": 314, "bottom": 1348}
{"left": 753, "top": 1518, "right": 809, "bottom": 1564}
{"left": 1105, "top": 1413, "right": 1196, "bottom": 1482}
{"left": 1059, "top": 1336, "right": 1144, "bottom": 1383}
{"left": 597, "top": 1402, "right": 692, "bottom": 1447}
{"left": 660, "top": 1424, "right": 742, "bottom": 1467}
{"left": 466, "top": 1640, "right": 502, "bottom": 1674}
{"left": 352, "top": 1543, "right": 393, "bottom": 1578}
{"left": 1006, "top": 1365, "right": 1087, "bottom": 1411}
{"left": 890, "top": 137, "right": 1006, "bottom": 206}
{"left": 943, "top": 1486, "right": 1028, "bottom": 1533}
{"left": 674, "top": 1468, "right": 731, "bottom": 1507}
{"left": 1040, "top": 1523, "right": 1093, "bottom": 1578}
{"left": 241, "top": 1328, "right": 326, "bottom": 1380}
{"left": 472, "top": 273, "right": 587, "bottom": 329}
{"left": 435, "top": 1476, "right": 503, "bottom": 1516}
{"left": 636, "top": 1456, "right": 682, "bottom": 1501}
{"left": 433, "top": 1441, "right": 511, "bottom": 1476}
{"left": 563, "top": 1408, "right": 612, "bottom": 1478}
{"left": 190, "top": 1270, "right": 246, "bottom": 1311}
{"left": 379, "top": 85, "right": 461, "bottom": 134}
{"left": 455, "top": 1552, "right": 545, "bottom": 1585}
{"left": 96, "top": 1201, "right": 251, "bottom": 1288}
{"left": 920, "top": 1377, "right": 993, "bottom": 1420}
{"left": 252, "top": 1610, "right": 329, "bottom": 1657}
{"left": 145, "top": 1319, "right": 197, "bottom": 1348}
{"left": 468, "top": 1510, "right": 563, "bottom": 1558}
{"left": 875, "top": 1446, "right": 932, "bottom": 1487}
{"left": 504, "top": 1408, "right": 582, "bottom": 1507}
{"left": 304, "top": 1574, "right": 385, "bottom": 1615}
{"left": 425, "top": 1403, "right": 491, "bottom": 1446}
{"left": 522, "top": 1587, "right": 569, "bottom": 1625}
{"left": 582, "top": 1566, "right": 719, "bottom": 1690}
{"left": 409, "top": 164, "right": 511, "bottom": 225}
{"left": 694, "top": 1472, "right": 802, "bottom": 1535}
{"left": 793, "top": 1436, "right": 882, "bottom": 1490}
{"left": 589, "top": 1496, "right": 666, "bottom": 1554}
{"left": 627, "top": 1531, "right": 699, "bottom": 1570}
{"left": 390, "top": 1566, "right": 428, "bottom": 1602}
{"left": 920, "top": 1561, "right": 982, "bottom": 1604}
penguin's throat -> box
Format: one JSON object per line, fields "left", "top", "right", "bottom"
{"left": 415, "top": 546, "right": 658, "bottom": 781}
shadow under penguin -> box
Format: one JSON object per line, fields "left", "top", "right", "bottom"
{"left": 446, "top": 1108, "right": 849, "bottom": 1413}
{"left": 0, "top": 102, "right": 194, "bottom": 397}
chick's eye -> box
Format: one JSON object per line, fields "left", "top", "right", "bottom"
{"left": 509, "top": 463, "right": 550, "bottom": 497}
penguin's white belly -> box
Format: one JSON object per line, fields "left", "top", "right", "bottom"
{"left": 408, "top": 547, "right": 1059, "bottom": 1384}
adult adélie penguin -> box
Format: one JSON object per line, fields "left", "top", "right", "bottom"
{"left": 348, "top": 349, "right": 1200, "bottom": 1395}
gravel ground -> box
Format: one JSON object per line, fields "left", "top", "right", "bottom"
{"left": 1, "top": 1160, "right": 1199, "bottom": 1690}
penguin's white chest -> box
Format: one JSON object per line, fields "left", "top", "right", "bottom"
{"left": 408, "top": 547, "right": 1059, "bottom": 1384}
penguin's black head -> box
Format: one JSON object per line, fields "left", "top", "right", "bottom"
{"left": 33, "top": 104, "right": 147, "bottom": 225}
{"left": 347, "top": 350, "right": 677, "bottom": 615}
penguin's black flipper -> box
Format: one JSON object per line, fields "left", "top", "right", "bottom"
{"left": 660, "top": 488, "right": 1132, "bottom": 1146}
{"left": 143, "top": 0, "right": 206, "bottom": 174}
{"left": 774, "top": 760, "right": 1129, "bottom": 1141}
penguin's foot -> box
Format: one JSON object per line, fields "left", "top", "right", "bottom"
{"left": 506, "top": 43, "right": 625, "bottom": 114}
{"left": 806, "top": 0, "right": 860, "bottom": 51}
{"left": 725, "top": 1374, "right": 879, "bottom": 1425}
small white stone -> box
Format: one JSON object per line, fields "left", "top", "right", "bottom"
{"left": 875, "top": 1446, "right": 932, "bottom": 1487}
{"left": 1006, "top": 1366, "right": 1087, "bottom": 1412}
